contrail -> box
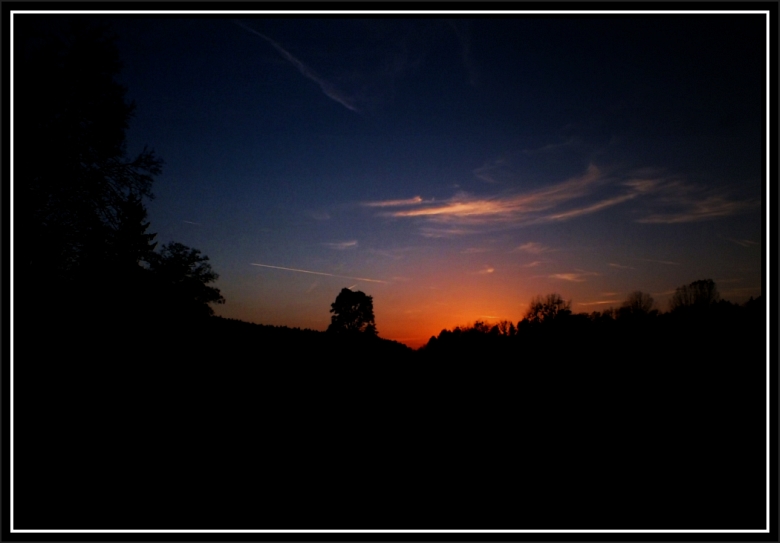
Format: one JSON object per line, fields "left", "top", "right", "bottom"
{"left": 233, "top": 20, "right": 359, "bottom": 113}
{"left": 251, "top": 263, "right": 387, "bottom": 283}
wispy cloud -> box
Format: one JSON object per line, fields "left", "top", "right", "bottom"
{"left": 477, "top": 266, "right": 495, "bottom": 274}
{"left": 386, "top": 164, "right": 605, "bottom": 225}
{"left": 578, "top": 300, "right": 619, "bottom": 306}
{"left": 362, "top": 196, "right": 423, "bottom": 207}
{"left": 544, "top": 193, "right": 637, "bottom": 221}
{"left": 182, "top": 220, "right": 201, "bottom": 225}
{"left": 637, "top": 195, "right": 758, "bottom": 224}
{"left": 624, "top": 177, "right": 759, "bottom": 224}
{"left": 461, "top": 247, "right": 492, "bottom": 254}
{"left": 472, "top": 159, "right": 516, "bottom": 184}
{"left": 251, "top": 263, "right": 387, "bottom": 283}
{"left": 635, "top": 258, "right": 680, "bottom": 266}
{"left": 725, "top": 237, "right": 760, "bottom": 248}
{"left": 234, "top": 20, "right": 359, "bottom": 113}
{"left": 418, "top": 226, "right": 474, "bottom": 238}
{"left": 310, "top": 211, "right": 331, "bottom": 221}
{"left": 447, "top": 19, "right": 479, "bottom": 88}
{"left": 514, "top": 242, "right": 552, "bottom": 254}
{"left": 367, "top": 164, "right": 757, "bottom": 235}
{"left": 549, "top": 272, "right": 598, "bottom": 282}
{"left": 609, "top": 263, "right": 635, "bottom": 270}
{"left": 323, "top": 240, "right": 358, "bottom": 250}
{"left": 522, "top": 138, "right": 575, "bottom": 155}
{"left": 522, "top": 260, "right": 545, "bottom": 268}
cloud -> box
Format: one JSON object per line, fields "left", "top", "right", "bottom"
{"left": 635, "top": 258, "right": 680, "bottom": 266}
{"left": 251, "top": 263, "right": 387, "bottom": 283}
{"left": 362, "top": 196, "right": 423, "bottom": 207}
{"left": 461, "top": 247, "right": 491, "bottom": 254}
{"left": 367, "top": 164, "right": 756, "bottom": 235}
{"left": 386, "top": 165, "right": 601, "bottom": 224}
{"left": 472, "top": 159, "right": 514, "bottom": 184}
{"left": 543, "top": 193, "right": 638, "bottom": 221}
{"left": 310, "top": 211, "right": 331, "bottom": 221}
{"left": 323, "top": 240, "right": 358, "bottom": 250}
{"left": 522, "top": 138, "right": 576, "bottom": 155}
{"left": 549, "top": 272, "right": 598, "bottom": 282}
{"left": 380, "top": 164, "right": 609, "bottom": 226}
{"left": 609, "top": 263, "right": 635, "bottom": 270}
{"left": 418, "top": 226, "right": 474, "bottom": 238}
{"left": 234, "top": 20, "right": 359, "bottom": 113}
{"left": 182, "top": 220, "right": 201, "bottom": 225}
{"left": 515, "top": 242, "right": 552, "bottom": 254}
{"left": 725, "top": 237, "right": 760, "bottom": 248}
{"left": 623, "top": 177, "right": 759, "bottom": 224}
{"left": 578, "top": 300, "right": 619, "bottom": 306}
{"left": 447, "top": 19, "right": 479, "bottom": 87}
{"left": 477, "top": 266, "right": 495, "bottom": 274}
{"left": 636, "top": 195, "right": 758, "bottom": 224}
{"left": 522, "top": 260, "right": 545, "bottom": 268}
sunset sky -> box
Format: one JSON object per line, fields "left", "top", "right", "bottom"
{"left": 87, "top": 11, "right": 768, "bottom": 347}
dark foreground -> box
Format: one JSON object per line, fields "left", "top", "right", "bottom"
{"left": 14, "top": 312, "right": 766, "bottom": 530}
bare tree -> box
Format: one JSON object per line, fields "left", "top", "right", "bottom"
{"left": 669, "top": 279, "right": 720, "bottom": 312}
{"left": 524, "top": 294, "right": 572, "bottom": 324}
{"left": 619, "top": 291, "right": 655, "bottom": 318}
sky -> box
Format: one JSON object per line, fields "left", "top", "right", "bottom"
{"left": 76, "top": 11, "right": 767, "bottom": 348}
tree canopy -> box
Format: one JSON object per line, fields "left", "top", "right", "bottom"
{"left": 327, "top": 288, "right": 378, "bottom": 336}
{"left": 669, "top": 279, "right": 720, "bottom": 312}
{"left": 16, "top": 19, "right": 223, "bottom": 326}
{"left": 18, "top": 18, "right": 162, "bottom": 286}
{"left": 147, "top": 242, "right": 225, "bottom": 320}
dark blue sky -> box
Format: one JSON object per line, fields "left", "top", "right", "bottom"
{"left": 87, "top": 12, "right": 768, "bottom": 346}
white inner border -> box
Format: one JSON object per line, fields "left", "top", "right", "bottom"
{"left": 9, "top": 8, "right": 773, "bottom": 534}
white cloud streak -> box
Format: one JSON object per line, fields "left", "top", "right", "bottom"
{"left": 234, "top": 20, "right": 359, "bottom": 113}
{"left": 323, "top": 240, "right": 358, "bottom": 250}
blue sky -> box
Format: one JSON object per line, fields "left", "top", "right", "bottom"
{"left": 94, "top": 12, "right": 767, "bottom": 347}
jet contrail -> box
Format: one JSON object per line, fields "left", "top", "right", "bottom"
{"left": 251, "top": 263, "right": 387, "bottom": 283}
{"left": 233, "top": 20, "right": 359, "bottom": 113}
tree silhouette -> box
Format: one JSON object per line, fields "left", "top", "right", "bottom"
{"left": 669, "top": 279, "right": 720, "bottom": 312}
{"left": 524, "top": 293, "right": 572, "bottom": 324}
{"left": 327, "top": 288, "right": 378, "bottom": 335}
{"left": 18, "top": 18, "right": 162, "bottom": 286}
{"left": 147, "top": 242, "right": 225, "bottom": 320}
{"left": 618, "top": 291, "right": 656, "bottom": 319}
{"left": 16, "top": 19, "right": 226, "bottom": 328}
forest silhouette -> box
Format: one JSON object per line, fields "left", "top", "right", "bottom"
{"left": 13, "top": 19, "right": 766, "bottom": 530}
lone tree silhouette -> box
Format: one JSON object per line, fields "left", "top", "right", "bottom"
{"left": 327, "top": 288, "right": 378, "bottom": 336}
{"left": 524, "top": 293, "right": 571, "bottom": 324}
